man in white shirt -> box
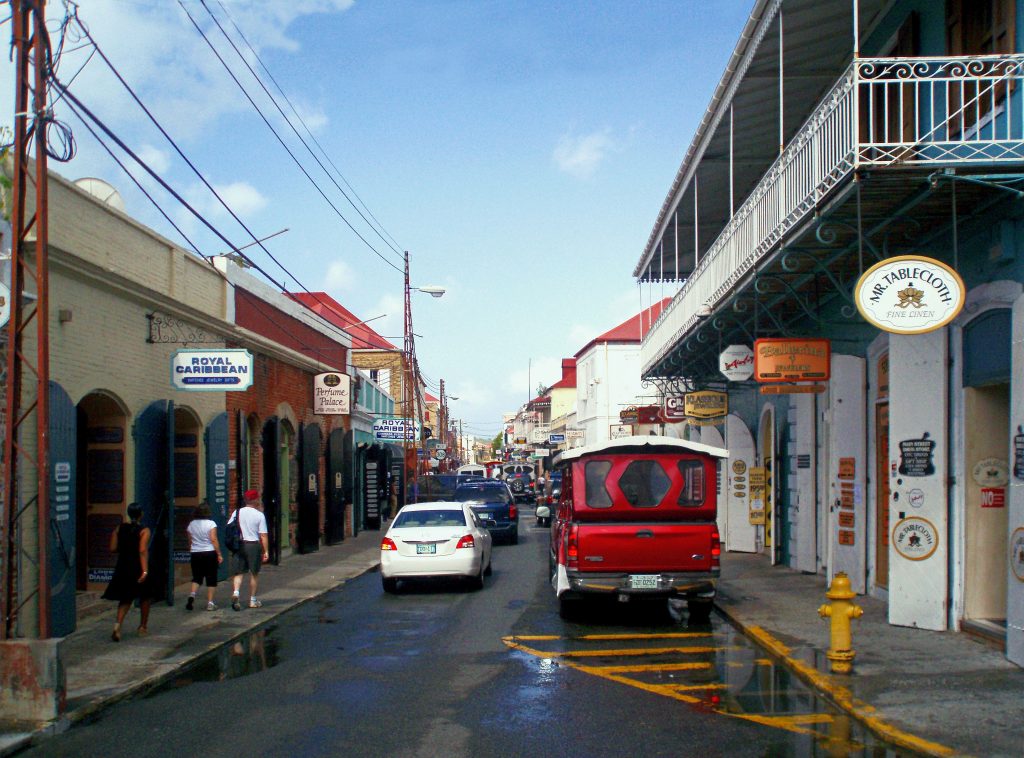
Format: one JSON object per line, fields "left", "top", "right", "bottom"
{"left": 229, "top": 489, "right": 269, "bottom": 611}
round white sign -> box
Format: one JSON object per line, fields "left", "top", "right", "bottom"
{"left": 719, "top": 344, "right": 754, "bottom": 381}
{"left": 0, "top": 281, "right": 9, "bottom": 329}
{"left": 855, "top": 255, "right": 965, "bottom": 335}
{"left": 892, "top": 516, "right": 939, "bottom": 561}
{"left": 972, "top": 457, "right": 1009, "bottom": 488}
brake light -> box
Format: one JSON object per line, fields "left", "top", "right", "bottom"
{"left": 381, "top": 537, "right": 397, "bottom": 551}
{"left": 711, "top": 530, "right": 721, "bottom": 569}
{"left": 456, "top": 534, "right": 475, "bottom": 549}
{"left": 509, "top": 504, "right": 517, "bottom": 520}
{"left": 566, "top": 524, "right": 579, "bottom": 568}
{"left": 546, "top": 495, "right": 554, "bottom": 506}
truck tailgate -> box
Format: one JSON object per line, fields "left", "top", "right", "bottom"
{"left": 576, "top": 523, "right": 715, "bottom": 573}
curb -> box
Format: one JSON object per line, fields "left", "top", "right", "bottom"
{"left": 715, "top": 605, "right": 961, "bottom": 758}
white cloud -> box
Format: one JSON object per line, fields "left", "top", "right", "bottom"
{"left": 210, "top": 181, "right": 268, "bottom": 217}
{"left": 505, "top": 356, "right": 562, "bottom": 396}
{"left": 553, "top": 129, "right": 616, "bottom": 179}
{"left": 136, "top": 144, "right": 171, "bottom": 175}
{"left": 324, "top": 260, "right": 355, "bottom": 292}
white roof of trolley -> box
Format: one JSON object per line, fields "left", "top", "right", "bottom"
{"left": 554, "top": 435, "right": 728, "bottom": 464}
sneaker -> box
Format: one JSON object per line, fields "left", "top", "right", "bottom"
{"left": 206, "top": 601, "right": 218, "bottom": 611}
{"left": 249, "top": 598, "right": 262, "bottom": 609}
{"left": 231, "top": 597, "right": 241, "bottom": 611}
{"left": 185, "top": 596, "right": 194, "bottom": 611}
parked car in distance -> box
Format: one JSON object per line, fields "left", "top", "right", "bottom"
{"left": 550, "top": 436, "right": 727, "bottom": 621}
{"left": 454, "top": 480, "right": 519, "bottom": 545}
{"left": 500, "top": 462, "right": 535, "bottom": 504}
{"left": 413, "top": 474, "right": 458, "bottom": 503}
{"left": 380, "top": 502, "right": 493, "bottom": 592}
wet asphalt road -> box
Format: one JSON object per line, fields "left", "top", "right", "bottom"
{"left": 23, "top": 514, "right": 909, "bottom": 758}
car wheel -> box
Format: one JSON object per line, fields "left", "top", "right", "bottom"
{"left": 510, "top": 529, "right": 519, "bottom": 545}
{"left": 382, "top": 577, "right": 398, "bottom": 594}
{"left": 688, "top": 599, "right": 713, "bottom": 623}
{"left": 469, "top": 564, "right": 484, "bottom": 591}
{"left": 484, "top": 557, "right": 493, "bottom": 576}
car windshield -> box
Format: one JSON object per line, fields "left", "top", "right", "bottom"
{"left": 455, "top": 486, "right": 511, "bottom": 504}
{"left": 393, "top": 509, "right": 467, "bottom": 527}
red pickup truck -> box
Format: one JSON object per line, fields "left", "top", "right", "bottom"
{"left": 549, "top": 436, "right": 727, "bottom": 620}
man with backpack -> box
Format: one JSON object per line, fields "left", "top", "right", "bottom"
{"left": 227, "top": 489, "right": 269, "bottom": 611}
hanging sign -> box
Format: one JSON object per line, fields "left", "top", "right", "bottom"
{"left": 372, "top": 417, "right": 421, "bottom": 441}
{"left": 855, "top": 255, "right": 965, "bottom": 334}
{"left": 171, "top": 349, "right": 253, "bottom": 391}
{"left": 684, "top": 391, "right": 728, "bottom": 424}
{"left": 313, "top": 372, "right": 351, "bottom": 415}
{"left": 663, "top": 395, "right": 687, "bottom": 421}
{"left": 619, "top": 406, "right": 639, "bottom": 424}
{"left": 753, "top": 338, "right": 830, "bottom": 383}
{"left": 719, "top": 344, "right": 755, "bottom": 381}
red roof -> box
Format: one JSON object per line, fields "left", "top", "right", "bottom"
{"left": 425, "top": 392, "right": 440, "bottom": 403}
{"left": 288, "top": 292, "right": 397, "bottom": 351}
{"left": 574, "top": 298, "right": 672, "bottom": 358}
{"left": 548, "top": 358, "right": 577, "bottom": 390}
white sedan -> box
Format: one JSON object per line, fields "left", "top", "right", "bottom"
{"left": 380, "top": 502, "right": 493, "bottom": 593}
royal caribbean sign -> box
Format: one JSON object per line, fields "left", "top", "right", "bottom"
{"left": 171, "top": 349, "right": 253, "bottom": 391}
{"left": 372, "top": 417, "right": 421, "bottom": 441}
{"left": 855, "top": 255, "right": 965, "bottom": 335}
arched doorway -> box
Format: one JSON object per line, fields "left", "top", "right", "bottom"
{"left": 76, "top": 391, "right": 129, "bottom": 592}
{"left": 172, "top": 406, "right": 202, "bottom": 584}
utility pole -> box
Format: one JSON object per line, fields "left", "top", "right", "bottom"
{"left": 402, "top": 252, "right": 415, "bottom": 501}
{"left": 3, "top": 0, "right": 52, "bottom": 641}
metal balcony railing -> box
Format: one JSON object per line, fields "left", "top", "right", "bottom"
{"left": 643, "top": 54, "right": 1024, "bottom": 374}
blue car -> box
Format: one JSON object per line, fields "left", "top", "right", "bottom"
{"left": 455, "top": 481, "right": 519, "bottom": 545}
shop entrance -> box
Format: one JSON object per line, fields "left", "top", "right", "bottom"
{"left": 172, "top": 407, "right": 202, "bottom": 584}
{"left": 962, "top": 307, "right": 1012, "bottom": 639}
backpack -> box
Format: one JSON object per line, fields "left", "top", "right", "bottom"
{"left": 225, "top": 511, "right": 243, "bottom": 553}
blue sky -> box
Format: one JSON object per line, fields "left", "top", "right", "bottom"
{"left": 2, "top": 0, "right": 750, "bottom": 438}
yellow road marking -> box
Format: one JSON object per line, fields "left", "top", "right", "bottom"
{"left": 511, "top": 635, "right": 561, "bottom": 641}
{"left": 666, "top": 683, "right": 730, "bottom": 692}
{"left": 559, "top": 645, "right": 721, "bottom": 658}
{"left": 593, "top": 661, "right": 711, "bottom": 673}
{"left": 728, "top": 712, "right": 832, "bottom": 737}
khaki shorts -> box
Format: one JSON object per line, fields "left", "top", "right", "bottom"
{"left": 231, "top": 541, "right": 263, "bottom": 576}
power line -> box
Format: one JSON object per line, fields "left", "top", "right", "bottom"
{"left": 204, "top": 0, "right": 405, "bottom": 258}
{"left": 176, "top": 1, "right": 403, "bottom": 275}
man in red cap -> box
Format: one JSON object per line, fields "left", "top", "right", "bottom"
{"left": 227, "top": 489, "right": 269, "bottom": 611}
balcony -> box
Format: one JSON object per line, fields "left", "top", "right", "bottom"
{"left": 642, "top": 54, "right": 1024, "bottom": 376}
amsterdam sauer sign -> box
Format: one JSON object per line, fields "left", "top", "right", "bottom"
{"left": 855, "top": 255, "right": 965, "bottom": 334}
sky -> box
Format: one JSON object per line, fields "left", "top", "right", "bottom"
{"left": 0, "top": 0, "right": 751, "bottom": 439}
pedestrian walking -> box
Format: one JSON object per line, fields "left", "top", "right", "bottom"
{"left": 185, "top": 502, "right": 222, "bottom": 611}
{"left": 228, "top": 489, "right": 269, "bottom": 611}
{"left": 101, "top": 502, "right": 156, "bottom": 641}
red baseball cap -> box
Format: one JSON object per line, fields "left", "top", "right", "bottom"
{"left": 243, "top": 489, "right": 259, "bottom": 501}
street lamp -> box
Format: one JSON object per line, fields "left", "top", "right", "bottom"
{"left": 403, "top": 252, "right": 445, "bottom": 503}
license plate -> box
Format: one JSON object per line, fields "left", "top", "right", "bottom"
{"left": 416, "top": 544, "right": 436, "bottom": 555}
{"left": 630, "top": 574, "right": 659, "bottom": 589}
{"left": 480, "top": 512, "right": 492, "bottom": 520}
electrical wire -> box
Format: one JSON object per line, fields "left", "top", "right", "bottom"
{"left": 176, "top": 1, "right": 403, "bottom": 275}
{"left": 202, "top": 0, "right": 404, "bottom": 260}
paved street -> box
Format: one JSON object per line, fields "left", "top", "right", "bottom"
{"left": 17, "top": 520, "right": 907, "bottom": 758}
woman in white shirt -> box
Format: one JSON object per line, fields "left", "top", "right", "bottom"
{"left": 185, "top": 502, "right": 222, "bottom": 611}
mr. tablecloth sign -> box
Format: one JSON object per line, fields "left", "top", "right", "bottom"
{"left": 855, "top": 255, "right": 965, "bottom": 334}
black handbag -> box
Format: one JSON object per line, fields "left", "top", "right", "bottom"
{"left": 225, "top": 511, "right": 243, "bottom": 553}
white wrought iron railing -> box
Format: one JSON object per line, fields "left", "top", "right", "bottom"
{"left": 643, "top": 54, "right": 1024, "bottom": 375}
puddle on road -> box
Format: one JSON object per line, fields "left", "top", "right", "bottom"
{"left": 150, "top": 626, "right": 280, "bottom": 693}
{"left": 505, "top": 619, "right": 920, "bottom": 757}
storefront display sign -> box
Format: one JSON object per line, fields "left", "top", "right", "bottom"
{"left": 972, "top": 457, "right": 1008, "bottom": 488}
{"left": 1015, "top": 427, "right": 1024, "bottom": 481}
{"left": 855, "top": 255, "right": 965, "bottom": 334}
{"left": 753, "top": 338, "right": 830, "bottom": 382}
{"left": 372, "top": 417, "right": 421, "bottom": 441}
{"left": 980, "top": 487, "right": 1005, "bottom": 508}
{"left": 719, "top": 344, "right": 754, "bottom": 381}
{"left": 748, "top": 467, "right": 766, "bottom": 525}
{"left": 663, "top": 395, "right": 687, "bottom": 421}
{"left": 1011, "top": 528, "right": 1024, "bottom": 582}
{"left": 619, "top": 406, "right": 639, "bottom": 424}
{"left": 897, "top": 433, "right": 936, "bottom": 477}
{"left": 171, "top": 349, "right": 253, "bottom": 391}
{"left": 609, "top": 424, "right": 632, "bottom": 439}
{"left": 313, "top": 372, "right": 351, "bottom": 414}
{"left": 892, "top": 517, "right": 939, "bottom": 561}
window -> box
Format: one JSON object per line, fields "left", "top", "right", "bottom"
{"left": 676, "top": 460, "right": 707, "bottom": 507}
{"left": 619, "top": 460, "right": 671, "bottom": 508}
{"left": 393, "top": 509, "right": 467, "bottom": 528}
{"left": 584, "top": 461, "right": 613, "bottom": 508}
{"left": 946, "top": 0, "right": 1016, "bottom": 133}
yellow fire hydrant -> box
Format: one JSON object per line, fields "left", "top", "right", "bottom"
{"left": 817, "top": 572, "right": 863, "bottom": 674}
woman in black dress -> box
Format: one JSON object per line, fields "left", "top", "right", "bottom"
{"left": 102, "top": 502, "right": 153, "bottom": 641}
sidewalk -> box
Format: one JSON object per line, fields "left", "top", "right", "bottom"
{"left": 0, "top": 527, "right": 386, "bottom": 757}
{"left": 3, "top": 541, "right": 1021, "bottom": 757}
{"left": 716, "top": 552, "right": 1024, "bottom": 757}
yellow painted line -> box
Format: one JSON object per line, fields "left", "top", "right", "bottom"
{"left": 666, "top": 683, "right": 730, "bottom": 692}
{"left": 592, "top": 661, "right": 712, "bottom": 674}
{"left": 742, "top": 625, "right": 957, "bottom": 757}
{"left": 728, "top": 712, "right": 829, "bottom": 737}
{"left": 559, "top": 645, "right": 721, "bottom": 658}
{"left": 511, "top": 635, "right": 561, "bottom": 641}
{"left": 577, "top": 632, "right": 713, "bottom": 641}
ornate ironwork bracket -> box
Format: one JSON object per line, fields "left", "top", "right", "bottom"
{"left": 147, "top": 312, "right": 222, "bottom": 345}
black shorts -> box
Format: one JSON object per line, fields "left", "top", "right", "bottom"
{"left": 190, "top": 550, "right": 218, "bottom": 587}
{"left": 230, "top": 541, "right": 263, "bottom": 576}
